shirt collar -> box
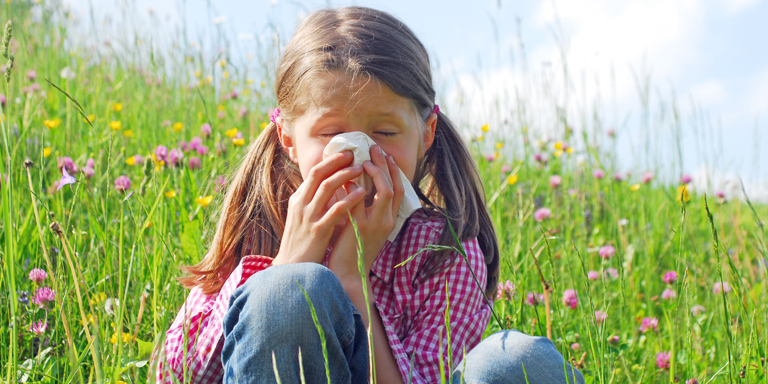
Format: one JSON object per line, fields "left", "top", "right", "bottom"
{"left": 370, "top": 240, "right": 396, "bottom": 283}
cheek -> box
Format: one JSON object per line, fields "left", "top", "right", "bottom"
{"left": 296, "top": 145, "right": 325, "bottom": 181}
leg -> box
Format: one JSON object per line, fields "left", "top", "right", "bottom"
{"left": 451, "top": 330, "right": 585, "bottom": 384}
{"left": 222, "top": 263, "right": 369, "bottom": 384}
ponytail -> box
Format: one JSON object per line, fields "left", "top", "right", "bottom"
{"left": 413, "top": 112, "right": 500, "bottom": 298}
{"left": 178, "top": 123, "right": 302, "bottom": 295}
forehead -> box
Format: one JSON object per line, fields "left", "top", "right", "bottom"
{"left": 303, "top": 71, "right": 418, "bottom": 118}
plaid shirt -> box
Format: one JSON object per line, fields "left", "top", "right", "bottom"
{"left": 156, "top": 209, "right": 491, "bottom": 383}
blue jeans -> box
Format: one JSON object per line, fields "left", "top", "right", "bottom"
{"left": 222, "top": 263, "right": 584, "bottom": 384}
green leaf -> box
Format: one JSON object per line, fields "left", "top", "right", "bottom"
{"left": 181, "top": 219, "right": 202, "bottom": 259}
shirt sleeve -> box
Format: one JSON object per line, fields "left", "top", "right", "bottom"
{"left": 383, "top": 237, "right": 491, "bottom": 384}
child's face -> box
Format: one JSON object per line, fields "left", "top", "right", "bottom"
{"left": 277, "top": 72, "right": 437, "bottom": 183}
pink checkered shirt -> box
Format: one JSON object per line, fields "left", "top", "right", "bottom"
{"left": 156, "top": 208, "right": 491, "bottom": 383}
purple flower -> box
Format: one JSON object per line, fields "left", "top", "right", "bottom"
{"left": 231, "top": 90, "right": 239, "bottom": 99}
{"left": 613, "top": 173, "right": 624, "bottom": 182}
{"left": 0, "top": 94, "right": 5, "bottom": 107}
{"left": 154, "top": 145, "right": 168, "bottom": 162}
{"left": 691, "top": 305, "right": 706, "bottom": 316}
{"left": 197, "top": 145, "right": 209, "bottom": 156}
{"left": 608, "top": 335, "right": 620, "bottom": 345}
{"left": 534, "top": 153, "right": 543, "bottom": 162}
{"left": 593, "top": 169, "right": 605, "bottom": 179}
{"left": 201, "top": 123, "right": 212, "bottom": 137}
{"left": 604, "top": 268, "right": 619, "bottom": 280}
{"left": 134, "top": 154, "right": 145, "bottom": 165}
{"left": 57, "top": 156, "right": 79, "bottom": 174}
{"left": 501, "top": 164, "right": 512, "bottom": 173}
{"left": 238, "top": 106, "right": 248, "bottom": 118}
{"left": 661, "top": 288, "right": 677, "bottom": 300}
{"left": 534, "top": 208, "right": 552, "bottom": 222}
{"left": 562, "top": 289, "right": 578, "bottom": 310}
{"left": 114, "top": 175, "right": 131, "bottom": 192}
{"left": 82, "top": 158, "right": 96, "bottom": 179}
{"left": 85, "top": 158, "right": 95, "bottom": 169}
{"left": 715, "top": 190, "right": 725, "bottom": 199}
{"left": 587, "top": 270, "right": 600, "bottom": 280}
{"left": 27, "top": 70, "right": 37, "bottom": 81}
{"left": 57, "top": 168, "right": 78, "bottom": 191}
{"left": 28, "top": 320, "right": 47, "bottom": 336}
{"left": 214, "top": 175, "right": 227, "bottom": 192}
{"left": 594, "top": 310, "right": 608, "bottom": 325}
{"left": 189, "top": 136, "right": 203, "bottom": 151}
{"left": 681, "top": 174, "right": 692, "bottom": 184}
{"left": 656, "top": 351, "right": 671, "bottom": 370}
{"left": 642, "top": 172, "right": 654, "bottom": 184}
{"left": 496, "top": 280, "right": 515, "bottom": 300}
{"left": 598, "top": 245, "right": 615, "bottom": 259}
{"left": 570, "top": 343, "right": 580, "bottom": 351}
{"left": 639, "top": 317, "right": 658, "bottom": 333}
{"left": 188, "top": 156, "right": 201, "bottom": 170}
{"left": 169, "top": 148, "right": 184, "bottom": 167}
{"left": 526, "top": 292, "right": 543, "bottom": 306}
{"left": 663, "top": 271, "right": 678, "bottom": 285}
{"left": 549, "top": 175, "right": 562, "bottom": 188}
{"left": 178, "top": 140, "right": 190, "bottom": 152}
{"left": 31, "top": 287, "right": 55, "bottom": 307}
{"left": 269, "top": 108, "right": 280, "bottom": 124}
{"left": 713, "top": 281, "right": 732, "bottom": 295}
{"left": 28, "top": 269, "right": 48, "bottom": 284}
{"left": 484, "top": 154, "right": 495, "bottom": 162}
{"left": 218, "top": 111, "right": 226, "bottom": 119}
{"left": 686, "top": 379, "right": 699, "bottom": 384}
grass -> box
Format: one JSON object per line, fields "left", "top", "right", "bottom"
{"left": 2, "top": 1, "right": 768, "bottom": 383}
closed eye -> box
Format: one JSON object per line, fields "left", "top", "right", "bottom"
{"left": 375, "top": 132, "right": 398, "bottom": 137}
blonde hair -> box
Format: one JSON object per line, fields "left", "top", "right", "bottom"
{"left": 180, "top": 6, "right": 499, "bottom": 297}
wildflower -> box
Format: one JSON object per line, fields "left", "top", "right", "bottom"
{"left": 114, "top": 175, "right": 131, "bottom": 193}
{"left": 31, "top": 287, "right": 56, "bottom": 307}
{"left": 642, "top": 172, "right": 654, "bottom": 184}
{"left": 231, "top": 90, "right": 239, "bottom": 99}
{"left": 570, "top": 343, "right": 580, "bottom": 351}
{"left": 676, "top": 185, "right": 691, "bottom": 202}
{"left": 661, "top": 288, "right": 677, "bottom": 300}
{"left": 534, "top": 153, "right": 543, "bottom": 163}
{"left": 82, "top": 158, "right": 95, "bottom": 178}
{"left": 484, "top": 154, "right": 495, "bottom": 162}
{"left": 562, "top": 289, "right": 578, "bottom": 310}
{"left": 656, "top": 351, "right": 671, "bottom": 370}
{"left": 154, "top": 145, "right": 168, "bottom": 162}
{"left": 43, "top": 147, "right": 52, "bottom": 157}
{"left": 110, "top": 332, "right": 133, "bottom": 345}
{"left": 197, "top": 145, "right": 209, "bottom": 156}
{"left": 225, "top": 127, "right": 238, "bottom": 138}
{"left": 44, "top": 118, "right": 62, "bottom": 129}
{"left": 598, "top": 245, "right": 615, "bottom": 259}
{"left": 594, "top": 311, "right": 608, "bottom": 325}
{"left": 712, "top": 281, "right": 731, "bottom": 295}
{"left": 60, "top": 66, "right": 76, "bottom": 80}
{"left": 28, "top": 268, "right": 48, "bottom": 284}
{"left": 196, "top": 195, "right": 213, "bottom": 207}
{"left": 496, "top": 280, "right": 514, "bottom": 300}
{"left": 613, "top": 173, "right": 624, "bottom": 182}
{"left": 607, "top": 128, "right": 616, "bottom": 137}
{"left": 593, "top": 169, "right": 605, "bottom": 179}
{"left": 57, "top": 168, "right": 78, "bottom": 191}
{"left": 480, "top": 124, "right": 489, "bottom": 132}
{"left": 686, "top": 379, "right": 699, "bottom": 384}
{"left": 81, "top": 314, "right": 96, "bottom": 326}
{"left": 173, "top": 122, "right": 183, "bottom": 132}
{"left": 233, "top": 137, "right": 245, "bottom": 146}
{"left": 27, "top": 320, "right": 48, "bottom": 336}
{"left": 189, "top": 136, "right": 203, "bottom": 151}
{"left": 501, "top": 164, "right": 512, "bottom": 173}
{"left": 608, "top": 335, "right": 620, "bottom": 345}
{"left": 104, "top": 298, "right": 120, "bottom": 316}
{"left": 133, "top": 154, "right": 145, "bottom": 165}
{"left": 112, "top": 103, "right": 123, "bottom": 112}
{"left": 17, "top": 290, "right": 30, "bottom": 306}
{"left": 568, "top": 188, "right": 578, "bottom": 196}
{"left": 214, "top": 175, "right": 227, "bottom": 192}
{"left": 90, "top": 292, "right": 107, "bottom": 305}
{"left": 549, "top": 175, "right": 562, "bottom": 188}
{"left": 27, "top": 69, "right": 36, "bottom": 81}
{"left": 629, "top": 184, "right": 641, "bottom": 191}
{"left": 126, "top": 156, "right": 137, "bottom": 166}
{"left": 188, "top": 156, "right": 201, "bottom": 170}
{"left": 691, "top": 305, "right": 706, "bottom": 316}
{"left": 84, "top": 114, "right": 96, "bottom": 123}
{"left": 663, "top": 271, "right": 677, "bottom": 285}
{"left": 587, "top": 271, "right": 600, "bottom": 280}
{"left": 108, "top": 120, "right": 122, "bottom": 131}
{"left": 164, "top": 190, "right": 176, "bottom": 198}
{"left": 194, "top": 70, "right": 202, "bottom": 78}
{"left": 218, "top": 111, "right": 226, "bottom": 119}
{"left": 553, "top": 149, "right": 564, "bottom": 157}
{"left": 123, "top": 130, "right": 133, "bottom": 138}
{"left": 534, "top": 208, "right": 551, "bottom": 222}
{"left": 169, "top": 148, "right": 184, "bottom": 167}
{"left": 639, "top": 317, "right": 658, "bottom": 333}
{"left": 0, "top": 94, "right": 4, "bottom": 107}
{"left": 681, "top": 174, "right": 692, "bottom": 184}
{"left": 57, "top": 156, "right": 78, "bottom": 174}
{"left": 201, "top": 123, "right": 212, "bottom": 137}
{"left": 604, "top": 268, "right": 618, "bottom": 280}
{"left": 161, "top": 120, "right": 172, "bottom": 127}
{"left": 506, "top": 174, "right": 518, "bottom": 185}
{"left": 525, "top": 292, "right": 543, "bottom": 306}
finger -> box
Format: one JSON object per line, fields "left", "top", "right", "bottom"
{"left": 299, "top": 151, "right": 355, "bottom": 204}
{"left": 317, "top": 185, "right": 366, "bottom": 228}
{"left": 387, "top": 155, "right": 405, "bottom": 218}
{"left": 369, "top": 145, "right": 393, "bottom": 187}
{"left": 362, "top": 160, "right": 394, "bottom": 219}
{"left": 310, "top": 164, "right": 363, "bottom": 216}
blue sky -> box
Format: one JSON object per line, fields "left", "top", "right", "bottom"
{"left": 68, "top": 0, "right": 768, "bottom": 198}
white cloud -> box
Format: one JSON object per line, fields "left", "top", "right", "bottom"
{"left": 689, "top": 79, "right": 728, "bottom": 106}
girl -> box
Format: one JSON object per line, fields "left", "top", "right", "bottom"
{"left": 157, "top": 6, "right": 583, "bottom": 384}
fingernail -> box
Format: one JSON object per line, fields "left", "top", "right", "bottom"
{"left": 355, "top": 187, "right": 365, "bottom": 194}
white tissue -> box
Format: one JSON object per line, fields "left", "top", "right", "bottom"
{"left": 322, "top": 132, "right": 422, "bottom": 241}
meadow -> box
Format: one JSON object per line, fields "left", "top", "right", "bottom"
{"left": 1, "top": 2, "right": 768, "bottom": 383}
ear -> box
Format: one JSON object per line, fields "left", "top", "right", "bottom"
{"left": 276, "top": 121, "right": 298, "bottom": 163}
{"left": 422, "top": 112, "right": 438, "bottom": 152}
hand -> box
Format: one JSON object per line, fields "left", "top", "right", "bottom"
{"left": 272, "top": 151, "right": 367, "bottom": 266}
{"left": 328, "top": 145, "right": 405, "bottom": 283}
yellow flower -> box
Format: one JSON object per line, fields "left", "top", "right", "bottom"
{"left": 110, "top": 332, "right": 133, "bottom": 345}
{"left": 233, "top": 138, "right": 245, "bottom": 146}
{"left": 109, "top": 120, "right": 121, "bottom": 131}
{"left": 676, "top": 185, "right": 691, "bottom": 202}
{"left": 218, "top": 104, "right": 226, "bottom": 111}
{"left": 259, "top": 121, "right": 268, "bottom": 130}
{"left": 80, "top": 314, "right": 96, "bottom": 326}
{"left": 194, "top": 70, "right": 202, "bottom": 78}
{"left": 260, "top": 81, "right": 265, "bottom": 88}
{"left": 206, "top": 76, "right": 213, "bottom": 84}
{"left": 223, "top": 71, "right": 229, "bottom": 79}
{"left": 43, "top": 147, "right": 52, "bottom": 158}
{"left": 219, "top": 59, "right": 226, "bottom": 68}
{"left": 125, "top": 156, "right": 136, "bottom": 166}
{"left": 495, "top": 142, "right": 504, "bottom": 149}
{"left": 89, "top": 292, "right": 107, "bottom": 305}
{"left": 144, "top": 220, "right": 153, "bottom": 229}
{"left": 173, "top": 122, "right": 183, "bottom": 132}
{"left": 44, "top": 118, "right": 62, "bottom": 129}
{"left": 481, "top": 124, "right": 489, "bottom": 132}
{"left": 477, "top": 135, "right": 484, "bottom": 142}
{"left": 507, "top": 174, "right": 518, "bottom": 185}
{"left": 247, "top": 79, "right": 254, "bottom": 85}
{"left": 84, "top": 114, "right": 95, "bottom": 123}
{"left": 493, "top": 151, "right": 500, "bottom": 160}
{"left": 165, "top": 190, "right": 177, "bottom": 198}
{"left": 554, "top": 141, "right": 563, "bottom": 150}
{"left": 553, "top": 149, "right": 564, "bottom": 157}
{"left": 196, "top": 195, "right": 213, "bottom": 207}
{"left": 123, "top": 130, "right": 133, "bottom": 138}
{"left": 566, "top": 147, "right": 574, "bottom": 154}
{"left": 111, "top": 103, "right": 123, "bottom": 112}
{"left": 629, "top": 184, "right": 641, "bottom": 191}
{"left": 225, "top": 127, "right": 238, "bottom": 138}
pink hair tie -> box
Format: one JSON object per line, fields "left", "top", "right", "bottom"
{"left": 432, "top": 104, "right": 440, "bottom": 114}
{"left": 269, "top": 108, "right": 280, "bottom": 124}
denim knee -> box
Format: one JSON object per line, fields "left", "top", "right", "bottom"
{"left": 452, "top": 330, "right": 585, "bottom": 384}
